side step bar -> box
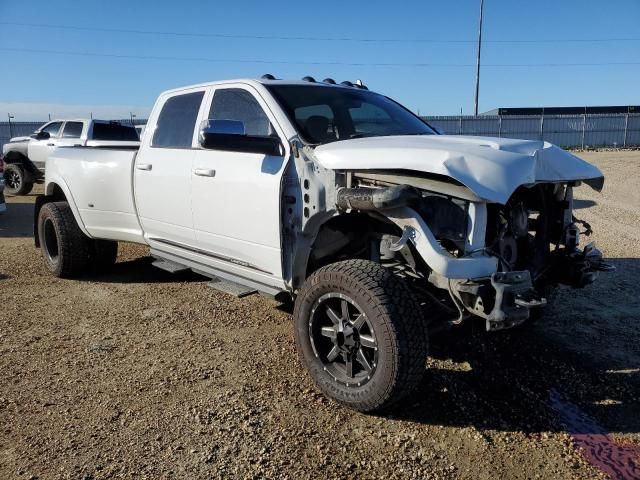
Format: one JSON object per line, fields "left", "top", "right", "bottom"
{"left": 149, "top": 248, "right": 284, "bottom": 298}
{"left": 207, "top": 278, "right": 257, "bottom": 298}
{"left": 152, "top": 258, "right": 190, "bottom": 273}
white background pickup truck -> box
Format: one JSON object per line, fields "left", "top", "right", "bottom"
{"left": 2, "top": 119, "right": 139, "bottom": 195}
{"left": 33, "top": 76, "right": 612, "bottom": 412}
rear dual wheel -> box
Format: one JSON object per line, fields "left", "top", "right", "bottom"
{"left": 38, "top": 201, "right": 117, "bottom": 278}
{"left": 294, "top": 260, "right": 429, "bottom": 412}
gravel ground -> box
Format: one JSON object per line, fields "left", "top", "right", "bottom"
{"left": 0, "top": 151, "right": 638, "bottom": 479}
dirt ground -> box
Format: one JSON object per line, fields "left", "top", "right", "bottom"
{"left": 0, "top": 151, "right": 638, "bottom": 479}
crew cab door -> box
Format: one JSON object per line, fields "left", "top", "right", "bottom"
{"left": 29, "top": 121, "right": 63, "bottom": 168}
{"left": 134, "top": 88, "right": 206, "bottom": 247}
{"left": 191, "top": 85, "right": 288, "bottom": 280}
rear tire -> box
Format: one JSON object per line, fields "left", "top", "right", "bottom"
{"left": 90, "top": 240, "right": 118, "bottom": 270}
{"left": 37, "top": 201, "right": 90, "bottom": 278}
{"left": 294, "top": 259, "right": 428, "bottom": 412}
{"left": 4, "top": 163, "right": 33, "bottom": 195}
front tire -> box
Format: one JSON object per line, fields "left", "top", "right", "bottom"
{"left": 294, "top": 259, "right": 428, "bottom": 412}
{"left": 4, "top": 164, "right": 33, "bottom": 195}
{"left": 37, "top": 201, "right": 90, "bottom": 278}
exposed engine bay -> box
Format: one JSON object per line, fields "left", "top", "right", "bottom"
{"left": 328, "top": 172, "right": 615, "bottom": 331}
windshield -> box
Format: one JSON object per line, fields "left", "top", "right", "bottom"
{"left": 266, "top": 84, "right": 435, "bottom": 145}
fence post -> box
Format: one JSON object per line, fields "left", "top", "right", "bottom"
{"left": 540, "top": 113, "right": 545, "bottom": 141}
{"left": 623, "top": 113, "right": 629, "bottom": 148}
{"left": 498, "top": 115, "right": 502, "bottom": 137}
{"left": 458, "top": 116, "right": 462, "bottom": 135}
{"left": 7, "top": 114, "right": 13, "bottom": 138}
{"left": 581, "top": 114, "right": 586, "bottom": 149}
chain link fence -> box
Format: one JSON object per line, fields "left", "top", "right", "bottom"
{"left": 1, "top": 114, "right": 639, "bottom": 152}
{"left": 422, "top": 113, "right": 640, "bottom": 149}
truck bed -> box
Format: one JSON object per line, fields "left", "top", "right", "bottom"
{"left": 46, "top": 145, "right": 143, "bottom": 243}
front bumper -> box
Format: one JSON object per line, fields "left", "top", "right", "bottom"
{"left": 455, "top": 244, "right": 614, "bottom": 331}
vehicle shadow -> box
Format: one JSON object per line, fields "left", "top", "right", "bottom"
{"left": 390, "top": 257, "right": 640, "bottom": 439}
{"left": 84, "top": 256, "right": 206, "bottom": 284}
{"left": 574, "top": 199, "right": 598, "bottom": 209}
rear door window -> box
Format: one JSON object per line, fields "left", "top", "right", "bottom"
{"left": 153, "top": 91, "right": 205, "bottom": 148}
{"left": 62, "top": 121, "right": 83, "bottom": 138}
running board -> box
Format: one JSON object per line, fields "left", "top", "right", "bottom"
{"left": 149, "top": 248, "right": 284, "bottom": 298}
{"left": 207, "top": 278, "right": 258, "bottom": 298}
{"left": 152, "top": 258, "right": 190, "bottom": 273}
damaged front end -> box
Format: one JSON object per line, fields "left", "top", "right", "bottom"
{"left": 452, "top": 182, "right": 615, "bottom": 330}
{"left": 340, "top": 175, "right": 614, "bottom": 332}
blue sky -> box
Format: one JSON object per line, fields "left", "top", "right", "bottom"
{"left": 0, "top": 0, "right": 638, "bottom": 120}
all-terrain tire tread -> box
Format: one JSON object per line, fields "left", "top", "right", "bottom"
{"left": 294, "top": 259, "right": 428, "bottom": 412}
{"left": 39, "top": 201, "right": 90, "bottom": 278}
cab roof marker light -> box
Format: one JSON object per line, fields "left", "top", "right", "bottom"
{"left": 355, "top": 79, "right": 369, "bottom": 90}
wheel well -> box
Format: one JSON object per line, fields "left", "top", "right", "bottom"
{"left": 3, "top": 152, "right": 40, "bottom": 178}
{"left": 305, "top": 212, "right": 400, "bottom": 279}
{"left": 34, "top": 183, "right": 68, "bottom": 247}
{"left": 46, "top": 183, "right": 67, "bottom": 201}
{"left": 3, "top": 151, "right": 28, "bottom": 164}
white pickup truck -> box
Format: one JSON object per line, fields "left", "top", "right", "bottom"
{"left": 34, "top": 76, "right": 612, "bottom": 412}
{"left": 2, "top": 119, "right": 139, "bottom": 195}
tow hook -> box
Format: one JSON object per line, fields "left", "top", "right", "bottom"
{"left": 485, "top": 271, "right": 542, "bottom": 331}
{"left": 514, "top": 291, "right": 547, "bottom": 309}
{"left": 559, "top": 243, "right": 615, "bottom": 288}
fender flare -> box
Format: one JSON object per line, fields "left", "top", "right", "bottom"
{"left": 34, "top": 176, "right": 92, "bottom": 246}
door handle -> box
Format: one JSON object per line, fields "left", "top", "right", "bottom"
{"left": 136, "top": 163, "right": 153, "bottom": 171}
{"left": 47, "top": 143, "right": 55, "bottom": 146}
{"left": 194, "top": 168, "right": 216, "bottom": 177}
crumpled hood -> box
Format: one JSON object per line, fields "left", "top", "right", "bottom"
{"left": 314, "top": 135, "right": 604, "bottom": 204}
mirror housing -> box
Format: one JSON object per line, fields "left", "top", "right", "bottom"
{"left": 199, "top": 119, "right": 283, "bottom": 156}
{"left": 31, "top": 131, "right": 51, "bottom": 140}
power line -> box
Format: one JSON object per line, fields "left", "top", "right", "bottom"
{"left": 2, "top": 21, "right": 640, "bottom": 44}
{"left": 2, "top": 47, "right": 638, "bottom": 68}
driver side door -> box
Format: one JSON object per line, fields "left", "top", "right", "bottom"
{"left": 191, "top": 85, "right": 288, "bottom": 281}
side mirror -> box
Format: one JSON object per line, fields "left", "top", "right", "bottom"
{"left": 199, "top": 119, "right": 283, "bottom": 156}
{"left": 31, "top": 131, "right": 51, "bottom": 140}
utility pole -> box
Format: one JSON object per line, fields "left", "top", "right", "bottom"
{"left": 474, "top": 0, "right": 485, "bottom": 116}
{"left": 130, "top": 112, "right": 136, "bottom": 124}
{"left": 7, "top": 113, "right": 14, "bottom": 138}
